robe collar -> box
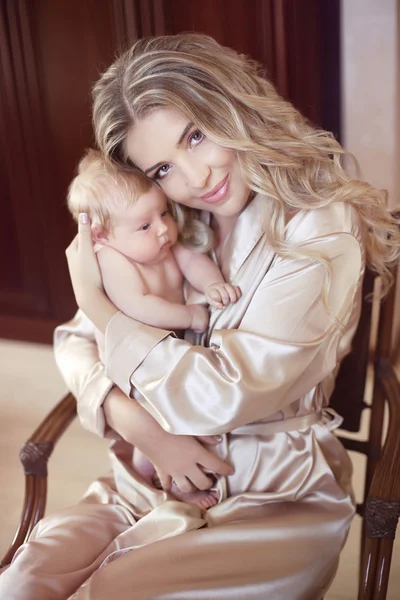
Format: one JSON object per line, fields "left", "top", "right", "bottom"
{"left": 202, "top": 193, "right": 266, "bottom": 282}
{"left": 202, "top": 193, "right": 307, "bottom": 282}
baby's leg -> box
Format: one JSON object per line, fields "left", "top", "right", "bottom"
{"left": 0, "top": 502, "right": 131, "bottom": 600}
{"left": 132, "top": 448, "right": 157, "bottom": 484}
{"left": 170, "top": 485, "right": 219, "bottom": 511}
{"left": 133, "top": 449, "right": 218, "bottom": 510}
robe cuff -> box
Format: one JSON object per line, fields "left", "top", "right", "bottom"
{"left": 104, "top": 311, "right": 174, "bottom": 396}
{"left": 77, "top": 364, "right": 114, "bottom": 437}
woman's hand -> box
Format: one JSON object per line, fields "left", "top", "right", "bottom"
{"left": 104, "top": 387, "right": 234, "bottom": 493}
{"left": 143, "top": 431, "right": 231, "bottom": 493}
{"left": 65, "top": 213, "right": 118, "bottom": 332}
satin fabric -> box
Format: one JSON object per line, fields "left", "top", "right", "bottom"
{"left": 0, "top": 196, "right": 364, "bottom": 599}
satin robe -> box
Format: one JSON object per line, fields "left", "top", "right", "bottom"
{"left": 0, "top": 196, "right": 364, "bottom": 600}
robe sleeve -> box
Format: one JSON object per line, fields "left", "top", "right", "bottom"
{"left": 53, "top": 309, "right": 114, "bottom": 437}
{"left": 104, "top": 230, "right": 364, "bottom": 436}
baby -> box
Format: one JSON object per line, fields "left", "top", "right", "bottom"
{"left": 68, "top": 149, "right": 241, "bottom": 510}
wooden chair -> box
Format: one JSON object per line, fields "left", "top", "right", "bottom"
{"left": 1, "top": 245, "right": 400, "bottom": 600}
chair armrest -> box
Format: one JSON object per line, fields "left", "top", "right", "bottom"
{"left": 0, "top": 393, "right": 77, "bottom": 568}
{"left": 359, "top": 359, "right": 400, "bottom": 600}
{"left": 367, "top": 358, "right": 400, "bottom": 510}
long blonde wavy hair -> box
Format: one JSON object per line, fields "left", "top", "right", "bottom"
{"left": 92, "top": 33, "right": 400, "bottom": 300}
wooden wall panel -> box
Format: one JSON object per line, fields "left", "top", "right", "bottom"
{"left": 161, "top": 0, "right": 278, "bottom": 93}
{"left": 0, "top": 0, "right": 122, "bottom": 340}
{"left": 0, "top": 0, "right": 340, "bottom": 343}
{"left": 28, "top": 0, "right": 119, "bottom": 319}
{"left": 0, "top": 1, "right": 51, "bottom": 319}
{"left": 158, "top": 0, "right": 340, "bottom": 132}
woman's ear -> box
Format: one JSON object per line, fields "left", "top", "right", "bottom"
{"left": 91, "top": 224, "right": 109, "bottom": 245}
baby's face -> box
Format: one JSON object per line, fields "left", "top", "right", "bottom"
{"left": 106, "top": 185, "right": 178, "bottom": 264}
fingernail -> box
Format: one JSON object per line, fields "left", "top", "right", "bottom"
{"left": 79, "top": 212, "right": 89, "bottom": 224}
{"left": 213, "top": 435, "right": 222, "bottom": 442}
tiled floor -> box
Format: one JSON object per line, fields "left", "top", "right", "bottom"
{"left": 0, "top": 338, "right": 399, "bottom": 599}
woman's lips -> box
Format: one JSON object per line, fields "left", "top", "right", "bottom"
{"left": 200, "top": 175, "right": 229, "bottom": 204}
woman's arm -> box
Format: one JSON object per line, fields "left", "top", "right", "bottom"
{"left": 54, "top": 309, "right": 233, "bottom": 490}
{"left": 54, "top": 309, "right": 113, "bottom": 436}
{"left": 66, "top": 213, "right": 363, "bottom": 436}
{"left": 106, "top": 233, "right": 363, "bottom": 435}
{"left": 103, "top": 388, "right": 233, "bottom": 492}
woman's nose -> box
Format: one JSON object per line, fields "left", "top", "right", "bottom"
{"left": 181, "top": 156, "right": 211, "bottom": 190}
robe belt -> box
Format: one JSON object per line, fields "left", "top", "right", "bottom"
{"left": 230, "top": 408, "right": 343, "bottom": 436}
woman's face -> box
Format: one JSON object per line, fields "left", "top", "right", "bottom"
{"left": 125, "top": 108, "right": 251, "bottom": 222}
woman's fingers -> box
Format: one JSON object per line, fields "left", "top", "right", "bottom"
{"left": 195, "top": 435, "right": 222, "bottom": 445}
{"left": 188, "top": 467, "right": 215, "bottom": 491}
{"left": 155, "top": 469, "right": 172, "bottom": 492}
{"left": 65, "top": 213, "right": 91, "bottom": 258}
{"left": 65, "top": 233, "right": 78, "bottom": 258}
{"left": 172, "top": 476, "right": 195, "bottom": 494}
{"left": 77, "top": 212, "right": 94, "bottom": 249}
{"left": 65, "top": 212, "right": 104, "bottom": 306}
{"left": 201, "top": 451, "right": 234, "bottom": 477}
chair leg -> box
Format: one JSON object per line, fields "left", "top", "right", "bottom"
{"left": 359, "top": 497, "right": 400, "bottom": 600}
{"left": 372, "top": 539, "right": 395, "bottom": 599}
{"left": 359, "top": 537, "right": 380, "bottom": 600}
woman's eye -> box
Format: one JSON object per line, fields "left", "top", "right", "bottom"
{"left": 154, "top": 164, "right": 171, "bottom": 180}
{"left": 189, "top": 129, "right": 204, "bottom": 148}
{"left": 141, "top": 223, "right": 150, "bottom": 231}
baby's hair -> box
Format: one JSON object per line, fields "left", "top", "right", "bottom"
{"left": 68, "top": 148, "right": 213, "bottom": 251}
{"left": 67, "top": 148, "right": 151, "bottom": 232}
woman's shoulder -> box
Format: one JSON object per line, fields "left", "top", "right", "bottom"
{"left": 287, "top": 202, "right": 363, "bottom": 246}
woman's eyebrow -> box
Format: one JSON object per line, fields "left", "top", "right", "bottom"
{"left": 144, "top": 122, "right": 194, "bottom": 175}
{"left": 177, "top": 122, "right": 194, "bottom": 146}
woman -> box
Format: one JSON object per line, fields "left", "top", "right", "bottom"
{"left": 2, "top": 34, "right": 399, "bottom": 600}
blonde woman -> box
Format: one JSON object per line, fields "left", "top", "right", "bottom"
{"left": 2, "top": 34, "right": 399, "bottom": 600}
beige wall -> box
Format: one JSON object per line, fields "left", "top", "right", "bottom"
{"left": 342, "top": 0, "right": 398, "bottom": 206}
{"left": 341, "top": 0, "right": 399, "bottom": 360}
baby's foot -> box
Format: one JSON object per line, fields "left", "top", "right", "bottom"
{"left": 171, "top": 487, "right": 218, "bottom": 510}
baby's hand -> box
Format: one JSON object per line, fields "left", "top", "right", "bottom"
{"left": 189, "top": 304, "right": 210, "bottom": 332}
{"left": 206, "top": 282, "right": 241, "bottom": 309}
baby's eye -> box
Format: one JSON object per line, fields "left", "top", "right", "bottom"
{"left": 189, "top": 129, "right": 204, "bottom": 148}
{"left": 154, "top": 164, "right": 171, "bottom": 180}
{"left": 141, "top": 223, "right": 150, "bottom": 231}
{"left": 161, "top": 210, "right": 169, "bottom": 217}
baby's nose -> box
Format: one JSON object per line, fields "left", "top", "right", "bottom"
{"left": 158, "top": 222, "right": 168, "bottom": 235}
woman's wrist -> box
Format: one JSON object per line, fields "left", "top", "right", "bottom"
{"left": 103, "top": 388, "right": 134, "bottom": 441}
{"left": 80, "top": 288, "right": 119, "bottom": 334}
{"left": 103, "top": 387, "right": 167, "bottom": 448}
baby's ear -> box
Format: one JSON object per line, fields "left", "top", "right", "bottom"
{"left": 91, "top": 223, "right": 109, "bottom": 244}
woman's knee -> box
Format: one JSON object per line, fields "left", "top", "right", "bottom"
{"left": 31, "top": 502, "right": 132, "bottom": 543}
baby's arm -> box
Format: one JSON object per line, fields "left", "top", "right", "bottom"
{"left": 173, "top": 244, "right": 241, "bottom": 309}
{"left": 97, "top": 247, "right": 208, "bottom": 332}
